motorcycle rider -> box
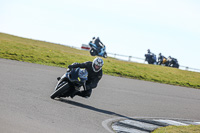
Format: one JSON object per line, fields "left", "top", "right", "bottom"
{"left": 91, "top": 37, "right": 105, "bottom": 53}
{"left": 145, "top": 49, "right": 156, "bottom": 64}
{"left": 67, "top": 57, "right": 104, "bottom": 98}
{"left": 147, "top": 49, "right": 151, "bottom": 54}
{"left": 167, "top": 56, "right": 179, "bottom": 68}
{"left": 167, "top": 56, "right": 173, "bottom": 65}
{"left": 157, "top": 53, "right": 166, "bottom": 65}
{"left": 89, "top": 37, "right": 96, "bottom": 44}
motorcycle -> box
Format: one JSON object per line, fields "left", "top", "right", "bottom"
{"left": 157, "top": 56, "right": 167, "bottom": 66}
{"left": 89, "top": 43, "right": 107, "bottom": 58}
{"left": 166, "top": 58, "right": 179, "bottom": 68}
{"left": 145, "top": 53, "right": 157, "bottom": 64}
{"left": 50, "top": 67, "right": 88, "bottom": 99}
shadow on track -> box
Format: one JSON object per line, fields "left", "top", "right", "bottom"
{"left": 57, "top": 98, "right": 128, "bottom": 118}
{"left": 56, "top": 98, "right": 168, "bottom": 127}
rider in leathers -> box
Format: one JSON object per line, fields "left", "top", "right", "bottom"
{"left": 91, "top": 37, "right": 105, "bottom": 53}
{"left": 68, "top": 57, "right": 104, "bottom": 98}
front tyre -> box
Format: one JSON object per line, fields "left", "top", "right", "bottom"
{"left": 50, "top": 83, "right": 70, "bottom": 99}
{"left": 103, "top": 52, "right": 107, "bottom": 58}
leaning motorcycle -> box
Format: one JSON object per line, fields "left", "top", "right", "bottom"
{"left": 50, "top": 67, "right": 88, "bottom": 99}
{"left": 167, "top": 58, "right": 179, "bottom": 68}
{"left": 89, "top": 43, "right": 107, "bottom": 58}
{"left": 145, "top": 53, "right": 157, "bottom": 64}
{"left": 158, "top": 57, "right": 167, "bottom": 66}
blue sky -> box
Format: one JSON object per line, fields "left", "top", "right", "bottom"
{"left": 1, "top": 0, "right": 200, "bottom": 70}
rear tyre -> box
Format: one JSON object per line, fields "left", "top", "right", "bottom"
{"left": 90, "top": 49, "right": 96, "bottom": 56}
{"left": 50, "top": 83, "right": 70, "bottom": 99}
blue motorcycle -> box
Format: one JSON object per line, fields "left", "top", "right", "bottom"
{"left": 89, "top": 43, "right": 107, "bottom": 58}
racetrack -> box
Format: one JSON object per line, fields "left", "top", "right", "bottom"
{"left": 0, "top": 58, "right": 200, "bottom": 133}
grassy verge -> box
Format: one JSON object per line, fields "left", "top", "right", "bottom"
{"left": 152, "top": 125, "right": 200, "bottom": 133}
{"left": 0, "top": 32, "right": 200, "bottom": 89}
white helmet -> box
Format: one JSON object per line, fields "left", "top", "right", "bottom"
{"left": 92, "top": 57, "right": 104, "bottom": 72}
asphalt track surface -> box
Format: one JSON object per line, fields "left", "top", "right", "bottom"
{"left": 0, "top": 58, "right": 200, "bottom": 133}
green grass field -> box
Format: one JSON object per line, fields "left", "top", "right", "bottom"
{"left": 152, "top": 125, "right": 200, "bottom": 133}
{"left": 0, "top": 32, "right": 200, "bottom": 89}
{"left": 0, "top": 32, "right": 200, "bottom": 132}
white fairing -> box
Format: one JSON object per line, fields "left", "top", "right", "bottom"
{"left": 54, "top": 73, "right": 66, "bottom": 91}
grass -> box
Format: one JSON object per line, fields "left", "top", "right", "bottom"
{"left": 152, "top": 125, "right": 200, "bottom": 133}
{"left": 0, "top": 32, "right": 200, "bottom": 89}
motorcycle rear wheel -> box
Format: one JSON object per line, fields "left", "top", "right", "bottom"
{"left": 90, "top": 49, "right": 96, "bottom": 56}
{"left": 50, "top": 82, "right": 70, "bottom": 99}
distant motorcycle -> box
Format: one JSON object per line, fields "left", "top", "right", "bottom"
{"left": 145, "top": 53, "right": 157, "bottom": 64}
{"left": 89, "top": 43, "right": 107, "bottom": 58}
{"left": 166, "top": 58, "right": 179, "bottom": 68}
{"left": 157, "top": 56, "right": 167, "bottom": 66}
{"left": 50, "top": 67, "right": 88, "bottom": 99}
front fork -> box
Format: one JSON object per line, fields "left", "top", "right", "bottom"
{"left": 83, "top": 83, "right": 86, "bottom": 91}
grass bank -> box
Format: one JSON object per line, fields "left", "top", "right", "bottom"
{"left": 0, "top": 32, "right": 200, "bottom": 89}
{"left": 152, "top": 125, "right": 200, "bottom": 133}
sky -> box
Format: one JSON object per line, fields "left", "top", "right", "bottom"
{"left": 1, "top": 0, "right": 200, "bottom": 71}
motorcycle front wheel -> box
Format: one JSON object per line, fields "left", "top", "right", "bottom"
{"left": 103, "top": 52, "right": 107, "bottom": 58}
{"left": 50, "top": 82, "right": 70, "bottom": 99}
